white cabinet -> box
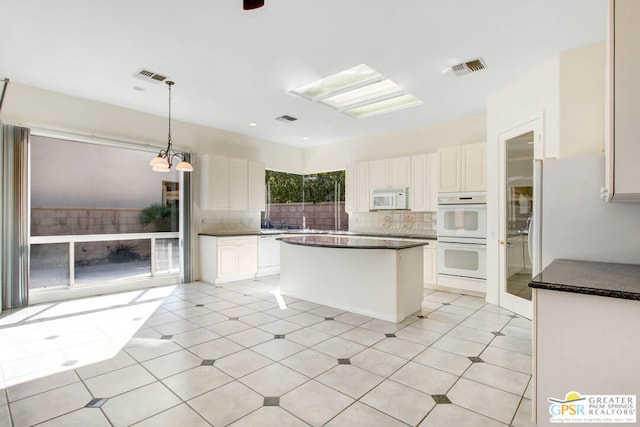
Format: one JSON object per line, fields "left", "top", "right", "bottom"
{"left": 369, "top": 157, "right": 411, "bottom": 190}
{"left": 199, "top": 235, "right": 258, "bottom": 284}
{"left": 411, "top": 153, "right": 439, "bottom": 212}
{"left": 346, "top": 161, "right": 370, "bottom": 213}
{"left": 248, "top": 161, "right": 266, "bottom": 211}
{"left": 257, "top": 235, "right": 281, "bottom": 276}
{"left": 604, "top": 0, "right": 640, "bottom": 201}
{"left": 438, "top": 143, "right": 486, "bottom": 193}
{"left": 423, "top": 242, "right": 438, "bottom": 287}
{"left": 200, "top": 155, "right": 265, "bottom": 211}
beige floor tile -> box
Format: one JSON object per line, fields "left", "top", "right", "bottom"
{"left": 280, "top": 380, "right": 354, "bottom": 426}
{"left": 132, "top": 403, "right": 210, "bottom": 427}
{"left": 447, "top": 325, "right": 496, "bottom": 344}
{"left": 187, "top": 336, "right": 244, "bottom": 360}
{"left": 286, "top": 312, "right": 325, "bottom": 327}
{"left": 312, "top": 336, "right": 366, "bottom": 359}
{"left": 141, "top": 349, "right": 203, "bottom": 378}
{"left": 390, "top": 361, "right": 457, "bottom": 395}
{"left": 84, "top": 363, "right": 155, "bottom": 397}
{"left": 512, "top": 398, "right": 535, "bottom": 427}
{"left": 432, "top": 335, "right": 487, "bottom": 357}
{"left": 215, "top": 349, "right": 273, "bottom": 378}
{"left": 258, "top": 319, "right": 304, "bottom": 335}
{"left": 206, "top": 319, "right": 252, "bottom": 336}
{"left": 228, "top": 406, "right": 308, "bottom": 427}
{"left": 286, "top": 327, "right": 333, "bottom": 347}
{"left": 361, "top": 379, "right": 435, "bottom": 425}
{"left": 162, "top": 365, "right": 233, "bottom": 400}
{"left": 338, "top": 327, "right": 385, "bottom": 346}
{"left": 412, "top": 347, "right": 472, "bottom": 376}
{"left": 37, "top": 408, "right": 112, "bottom": 427}
{"left": 10, "top": 382, "right": 91, "bottom": 427}
{"left": 0, "top": 405, "right": 11, "bottom": 427}
{"left": 250, "top": 339, "right": 305, "bottom": 361}
{"left": 7, "top": 369, "right": 80, "bottom": 402}
{"left": 188, "top": 380, "right": 263, "bottom": 426}
{"left": 420, "top": 403, "right": 507, "bottom": 426}
{"left": 350, "top": 348, "right": 407, "bottom": 377}
{"left": 74, "top": 350, "right": 137, "bottom": 380}
{"left": 227, "top": 328, "right": 274, "bottom": 347}
{"left": 480, "top": 346, "right": 532, "bottom": 375}
{"left": 463, "top": 362, "right": 531, "bottom": 396}
{"left": 489, "top": 335, "right": 533, "bottom": 356}
{"left": 316, "top": 364, "right": 384, "bottom": 399}
{"left": 395, "top": 325, "right": 442, "bottom": 346}
{"left": 325, "top": 401, "right": 409, "bottom": 427}
{"left": 170, "top": 327, "right": 219, "bottom": 347}
{"left": 239, "top": 363, "right": 309, "bottom": 396}
{"left": 102, "top": 381, "right": 181, "bottom": 426}
{"left": 372, "top": 336, "right": 426, "bottom": 359}
{"left": 125, "top": 339, "right": 183, "bottom": 362}
{"left": 448, "top": 378, "right": 521, "bottom": 424}
{"left": 237, "top": 312, "right": 280, "bottom": 327}
{"left": 280, "top": 348, "right": 337, "bottom": 377}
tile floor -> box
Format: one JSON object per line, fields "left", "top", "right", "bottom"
{"left": 0, "top": 276, "right": 535, "bottom": 426}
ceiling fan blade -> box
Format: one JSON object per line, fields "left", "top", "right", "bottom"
{"left": 243, "top": 0, "right": 264, "bottom": 10}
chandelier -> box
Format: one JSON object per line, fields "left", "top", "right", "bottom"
{"left": 149, "top": 80, "right": 193, "bottom": 172}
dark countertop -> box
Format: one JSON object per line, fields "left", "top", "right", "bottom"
{"left": 529, "top": 259, "right": 640, "bottom": 301}
{"left": 278, "top": 235, "right": 431, "bottom": 250}
{"left": 198, "top": 230, "right": 437, "bottom": 240}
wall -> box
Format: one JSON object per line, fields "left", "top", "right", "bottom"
{"left": 485, "top": 41, "right": 610, "bottom": 305}
{"left": 303, "top": 114, "right": 486, "bottom": 173}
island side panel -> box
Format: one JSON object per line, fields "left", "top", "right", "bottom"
{"left": 279, "top": 243, "right": 407, "bottom": 322}
{"left": 534, "top": 288, "right": 640, "bottom": 426}
{"left": 396, "top": 246, "right": 425, "bottom": 320}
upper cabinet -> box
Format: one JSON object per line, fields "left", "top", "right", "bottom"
{"left": 411, "top": 153, "right": 439, "bottom": 212}
{"left": 438, "top": 142, "right": 486, "bottom": 193}
{"left": 604, "top": 0, "right": 640, "bottom": 202}
{"left": 346, "top": 161, "right": 370, "bottom": 213}
{"left": 200, "top": 154, "right": 265, "bottom": 211}
{"left": 369, "top": 156, "right": 411, "bottom": 190}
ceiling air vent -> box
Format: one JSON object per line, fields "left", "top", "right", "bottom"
{"left": 451, "top": 58, "right": 487, "bottom": 76}
{"left": 275, "top": 114, "right": 298, "bottom": 122}
{"left": 133, "top": 69, "right": 169, "bottom": 84}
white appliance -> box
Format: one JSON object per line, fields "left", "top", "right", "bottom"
{"left": 370, "top": 188, "right": 408, "bottom": 210}
{"left": 257, "top": 234, "right": 281, "bottom": 276}
{"left": 437, "top": 192, "right": 487, "bottom": 289}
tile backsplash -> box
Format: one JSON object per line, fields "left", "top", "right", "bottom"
{"left": 199, "top": 210, "right": 261, "bottom": 233}
{"left": 349, "top": 211, "right": 437, "bottom": 237}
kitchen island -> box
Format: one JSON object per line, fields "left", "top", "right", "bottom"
{"left": 529, "top": 259, "right": 640, "bottom": 426}
{"left": 278, "top": 235, "right": 429, "bottom": 322}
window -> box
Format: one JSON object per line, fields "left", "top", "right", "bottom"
{"left": 262, "top": 170, "right": 347, "bottom": 230}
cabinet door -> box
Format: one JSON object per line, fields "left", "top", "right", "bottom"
{"left": 427, "top": 153, "right": 440, "bottom": 211}
{"left": 356, "top": 162, "right": 370, "bottom": 212}
{"left": 411, "top": 155, "right": 427, "bottom": 211}
{"left": 389, "top": 156, "right": 411, "bottom": 189}
{"left": 229, "top": 158, "right": 248, "bottom": 210}
{"left": 461, "top": 143, "right": 486, "bottom": 192}
{"left": 438, "top": 146, "right": 460, "bottom": 193}
{"left": 345, "top": 163, "right": 357, "bottom": 213}
{"left": 238, "top": 240, "right": 258, "bottom": 275}
{"left": 369, "top": 159, "right": 388, "bottom": 190}
{"left": 248, "top": 161, "right": 265, "bottom": 211}
{"left": 217, "top": 244, "right": 239, "bottom": 278}
{"left": 201, "top": 155, "right": 230, "bottom": 209}
{"left": 424, "top": 245, "right": 437, "bottom": 286}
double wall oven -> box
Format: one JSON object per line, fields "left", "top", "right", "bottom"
{"left": 437, "top": 192, "right": 487, "bottom": 290}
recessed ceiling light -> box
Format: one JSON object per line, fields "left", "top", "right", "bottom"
{"left": 290, "top": 64, "right": 422, "bottom": 119}
{"left": 344, "top": 94, "right": 423, "bottom": 119}
{"left": 290, "top": 64, "right": 381, "bottom": 101}
{"left": 133, "top": 86, "right": 146, "bottom": 92}
{"left": 248, "top": 122, "right": 258, "bottom": 127}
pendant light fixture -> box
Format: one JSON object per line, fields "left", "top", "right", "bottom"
{"left": 149, "top": 80, "right": 193, "bottom": 173}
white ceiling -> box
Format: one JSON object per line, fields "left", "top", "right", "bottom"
{"left": 0, "top": 0, "right": 607, "bottom": 147}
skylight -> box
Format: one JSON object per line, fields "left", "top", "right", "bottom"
{"left": 290, "top": 64, "right": 422, "bottom": 119}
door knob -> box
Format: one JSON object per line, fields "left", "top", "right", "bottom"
{"left": 499, "top": 240, "right": 505, "bottom": 245}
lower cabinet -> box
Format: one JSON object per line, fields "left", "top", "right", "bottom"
{"left": 424, "top": 242, "right": 438, "bottom": 287}
{"left": 200, "top": 235, "right": 258, "bottom": 284}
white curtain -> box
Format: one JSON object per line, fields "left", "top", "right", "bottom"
{"left": 1, "top": 123, "right": 30, "bottom": 310}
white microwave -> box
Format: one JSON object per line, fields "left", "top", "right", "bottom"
{"left": 370, "top": 189, "right": 408, "bottom": 210}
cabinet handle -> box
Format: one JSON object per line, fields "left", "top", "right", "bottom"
{"left": 499, "top": 240, "right": 505, "bottom": 245}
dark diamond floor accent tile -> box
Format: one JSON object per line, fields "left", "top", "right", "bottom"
{"left": 417, "top": 315, "right": 425, "bottom": 319}
{"left": 62, "top": 360, "right": 78, "bottom": 367}
{"left": 263, "top": 396, "right": 280, "bottom": 406}
{"left": 468, "top": 356, "right": 484, "bottom": 363}
{"left": 229, "top": 317, "right": 239, "bottom": 321}
{"left": 85, "top": 398, "right": 108, "bottom": 408}
{"left": 385, "top": 333, "right": 397, "bottom": 338}
{"left": 132, "top": 317, "right": 143, "bottom": 321}
{"left": 160, "top": 335, "right": 173, "bottom": 340}
{"left": 491, "top": 331, "right": 505, "bottom": 336}
{"left": 337, "top": 358, "right": 351, "bottom": 365}
{"left": 510, "top": 314, "right": 519, "bottom": 318}
{"left": 195, "top": 304, "right": 204, "bottom": 307}
{"left": 274, "top": 334, "right": 285, "bottom": 339}
{"left": 432, "top": 394, "right": 451, "bottom": 404}
{"left": 324, "top": 317, "right": 334, "bottom": 321}
{"left": 201, "top": 359, "right": 215, "bottom": 366}
{"left": 442, "top": 302, "right": 451, "bottom": 305}
{"left": 45, "top": 335, "right": 59, "bottom": 340}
